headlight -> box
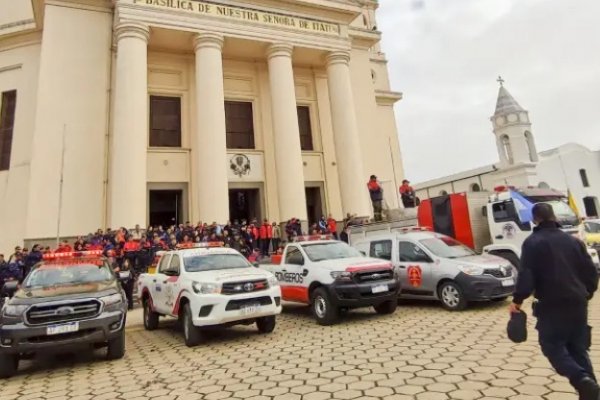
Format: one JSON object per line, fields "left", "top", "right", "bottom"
{"left": 457, "top": 265, "right": 484, "bottom": 276}
{"left": 192, "top": 282, "right": 221, "bottom": 294}
{"left": 267, "top": 276, "right": 279, "bottom": 287}
{"left": 3, "top": 304, "right": 28, "bottom": 317}
{"left": 101, "top": 293, "right": 124, "bottom": 306}
{"left": 330, "top": 271, "right": 352, "bottom": 281}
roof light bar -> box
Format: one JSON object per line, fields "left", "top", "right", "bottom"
{"left": 293, "top": 235, "right": 334, "bottom": 242}
{"left": 42, "top": 250, "right": 104, "bottom": 260}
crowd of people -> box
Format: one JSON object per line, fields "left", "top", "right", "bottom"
{"left": 0, "top": 214, "right": 365, "bottom": 290}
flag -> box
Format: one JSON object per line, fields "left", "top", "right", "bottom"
{"left": 568, "top": 190, "right": 580, "bottom": 218}
{"left": 509, "top": 190, "right": 533, "bottom": 223}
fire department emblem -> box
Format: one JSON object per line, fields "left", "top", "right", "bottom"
{"left": 502, "top": 223, "right": 516, "bottom": 239}
{"left": 230, "top": 154, "right": 251, "bottom": 177}
{"left": 407, "top": 265, "right": 422, "bottom": 288}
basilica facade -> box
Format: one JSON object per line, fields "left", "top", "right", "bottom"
{"left": 0, "top": 0, "right": 404, "bottom": 251}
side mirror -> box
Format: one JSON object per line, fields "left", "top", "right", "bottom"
{"left": 2, "top": 281, "right": 19, "bottom": 298}
{"left": 252, "top": 262, "right": 259, "bottom": 268}
{"left": 164, "top": 269, "right": 178, "bottom": 277}
{"left": 118, "top": 271, "right": 131, "bottom": 282}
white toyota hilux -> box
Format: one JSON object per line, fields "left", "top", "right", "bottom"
{"left": 137, "top": 244, "right": 282, "bottom": 346}
{"left": 258, "top": 236, "right": 401, "bottom": 326}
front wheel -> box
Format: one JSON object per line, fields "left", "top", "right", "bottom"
{"left": 143, "top": 297, "right": 159, "bottom": 331}
{"left": 311, "top": 287, "right": 339, "bottom": 326}
{"left": 256, "top": 316, "right": 276, "bottom": 333}
{"left": 374, "top": 300, "right": 397, "bottom": 315}
{"left": 0, "top": 354, "right": 18, "bottom": 379}
{"left": 439, "top": 281, "right": 467, "bottom": 311}
{"left": 182, "top": 303, "right": 203, "bottom": 347}
{"left": 106, "top": 329, "right": 126, "bottom": 360}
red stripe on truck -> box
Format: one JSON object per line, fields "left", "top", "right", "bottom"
{"left": 345, "top": 264, "right": 392, "bottom": 272}
{"left": 281, "top": 286, "right": 309, "bottom": 303}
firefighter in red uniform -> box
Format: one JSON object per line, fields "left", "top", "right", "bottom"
{"left": 367, "top": 175, "right": 384, "bottom": 222}
{"left": 259, "top": 219, "right": 273, "bottom": 256}
{"left": 399, "top": 179, "right": 417, "bottom": 208}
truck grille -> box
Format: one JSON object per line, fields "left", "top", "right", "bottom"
{"left": 25, "top": 299, "right": 102, "bottom": 325}
{"left": 353, "top": 269, "right": 393, "bottom": 283}
{"left": 483, "top": 267, "right": 513, "bottom": 278}
{"left": 225, "top": 296, "right": 272, "bottom": 311}
{"left": 221, "top": 279, "right": 268, "bottom": 295}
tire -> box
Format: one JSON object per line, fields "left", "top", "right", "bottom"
{"left": 106, "top": 329, "right": 126, "bottom": 360}
{"left": 438, "top": 281, "right": 467, "bottom": 311}
{"left": 143, "top": 297, "right": 159, "bottom": 331}
{"left": 374, "top": 300, "right": 397, "bottom": 315}
{"left": 0, "top": 354, "right": 18, "bottom": 379}
{"left": 256, "top": 316, "right": 276, "bottom": 333}
{"left": 491, "top": 251, "right": 521, "bottom": 270}
{"left": 182, "top": 303, "right": 203, "bottom": 347}
{"left": 311, "top": 287, "right": 339, "bottom": 326}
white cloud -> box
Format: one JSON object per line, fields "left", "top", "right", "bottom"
{"left": 378, "top": 0, "right": 600, "bottom": 183}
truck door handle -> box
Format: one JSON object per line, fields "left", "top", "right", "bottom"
{"left": 152, "top": 279, "right": 157, "bottom": 283}
{"left": 163, "top": 280, "right": 169, "bottom": 284}
{"left": 303, "top": 269, "right": 309, "bottom": 275}
{"left": 495, "top": 235, "right": 504, "bottom": 239}
{"left": 281, "top": 269, "right": 287, "bottom": 272}
{"left": 399, "top": 266, "right": 406, "bottom": 269}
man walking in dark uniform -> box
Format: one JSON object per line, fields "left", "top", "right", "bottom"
{"left": 511, "top": 203, "right": 599, "bottom": 400}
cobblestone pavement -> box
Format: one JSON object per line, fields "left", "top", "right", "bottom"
{"left": 2, "top": 297, "right": 600, "bottom": 400}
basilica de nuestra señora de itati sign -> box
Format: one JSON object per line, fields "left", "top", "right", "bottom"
{"left": 135, "top": 0, "right": 341, "bottom": 35}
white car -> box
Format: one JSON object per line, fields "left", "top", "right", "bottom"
{"left": 137, "top": 244, "right": 282, "bottom": 346}
{"left": 258, "top": 236, "right": 400, "bottom": 325}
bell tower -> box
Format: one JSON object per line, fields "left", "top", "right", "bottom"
{"left": 491, "top": 77, "right": 538, "bottom": 167}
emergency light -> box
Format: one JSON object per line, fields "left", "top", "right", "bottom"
{"left": 293, "top": 235, "right": 334, "bottom": 242}
{"left": 42, "top": 250, "right": 104, "bottom": 260}
{"left": 192, "top": 242, "right": 225, "bottom": 248}
{"left": 399, "top": 226, "right": 431, "bottom": 233}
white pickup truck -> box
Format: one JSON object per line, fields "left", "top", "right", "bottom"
{"left": 258, "top": 236, "right": 401, "bottom": 325}
{"left": 137, "top": 244, "right": 282, "bottom": 346}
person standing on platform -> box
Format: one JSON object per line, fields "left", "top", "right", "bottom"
{"left": 327, "top": 214, "right": 338, "bottom": 239}
{"left": 367, "top": 175, "right": 384, "bottom": 222}
{"left": 399, "top": 179, "right": 417, "bottom": 208}
{"left": 510, "top": 203, "right": 599, "bottom": 400}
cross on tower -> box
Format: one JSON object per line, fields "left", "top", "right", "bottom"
{"left": 497, "top": 76, "right": 505, "bottom": 86}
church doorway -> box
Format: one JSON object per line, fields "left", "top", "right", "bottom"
{"left": 305, "top": 185, "right": 325, "bottom": 226}
{"left": 149, "top": 190, "right": 183, "bottom": 228}
{"left": 229, "top": 188, "right": 262, "bottom": 223}
{"left": 583, "top": 196, "right": 599, "bottom": 218}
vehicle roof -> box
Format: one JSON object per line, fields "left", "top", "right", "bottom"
{"left": 354, "top": 231, "right": 443, "bottom": 243}
{"left": 162, "top": 247, "right": 242, "bottom": 256}
{"left": 293, "top": 240, "right": 343, "bottom": 246}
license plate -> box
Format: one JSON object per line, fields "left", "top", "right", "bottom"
{"left": 47, "top": 322, "right": 79, "bottom": 336}
{"left": 501, "top": 278, "right": 515, "bottom": 287}
{"left": 241, "top": 304, "right": 259, "bottom": 315}
{"left": 372, "top": 284, "right": 388, "bottom": 294}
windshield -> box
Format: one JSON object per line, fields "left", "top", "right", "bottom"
{"left": 184, "top": 254, "right": 251, "bottom": 272}
{"left": 586, "top": 222, "right": 600, "bottom": 234}
{"left": 545, "top": 201, "right": 580, "bottom": 228}
{"left": 302, "top": 242, "right": 362, "bottom": 262}
{"left": 419, "top": 236, "right": 475, "bottom": 259}
{"left": 24, "top": 262, "right": 114, "bottom": 288}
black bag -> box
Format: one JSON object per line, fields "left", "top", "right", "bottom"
{"left": 507, "top": 310, "right": 528, "bottom": 343}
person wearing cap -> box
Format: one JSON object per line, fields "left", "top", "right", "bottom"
{"left": 510, "top": 203, "right": 599, "bottom": 400}
{"left": 399, "top": 179, "right": 417, "bottom": 208}
{"left": 367, "top": 175, "right": 384, "bottom": 222}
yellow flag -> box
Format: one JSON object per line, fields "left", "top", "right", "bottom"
{"left": 568, "top": 190, "right": 580, "bottom": 217}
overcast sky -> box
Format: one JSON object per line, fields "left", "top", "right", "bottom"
{"left": 377, "top": 0, "right": 600, "bottom": 183}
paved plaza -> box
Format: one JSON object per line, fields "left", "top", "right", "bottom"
{"left": 2, "top": 297, "right": 599, "bottom": 400}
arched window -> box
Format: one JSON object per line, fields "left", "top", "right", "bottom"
{"left": 538, "top": 182, "right": 550, "bottom": 189}
{"left": 525, "top": 131, "right": 538, "bottom": 162}
{"left": 470, "top": 183, "right": 481, "bottom": 192}
{"left": 501, "top": 135, "right": 513, "bottom": 164}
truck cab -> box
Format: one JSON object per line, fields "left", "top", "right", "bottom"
{"left": 137, "top": 243, "right": 282, "bottom": 347}
{"left": 482, "top": 187, "right": 599, "bottom": 268}
{"left": 259, "top": 236, "right": 400, "bottom": 325}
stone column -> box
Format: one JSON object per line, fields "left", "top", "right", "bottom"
{"left": 193, "top": 33, "right": 229, "bottom": 223}
{"left": 267, "top": 43, "right": 308, "bottom": 223}
{"left": 109, "top": 22, "right": 150, "bottom": 229}
{"left": 326, "top": 51, "right": 371, "bottom": 217}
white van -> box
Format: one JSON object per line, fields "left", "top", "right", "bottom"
{"left": 352, "top": 229, "right": 516, "bottom": 310}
